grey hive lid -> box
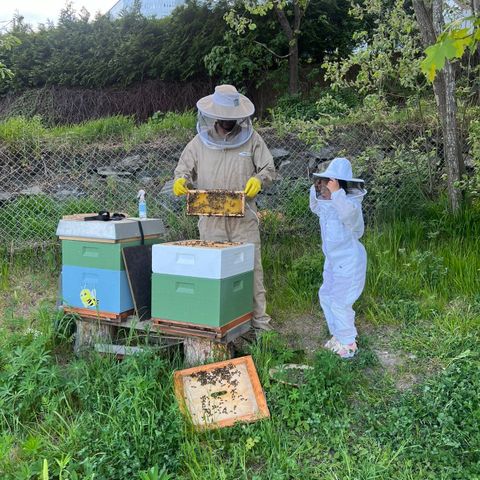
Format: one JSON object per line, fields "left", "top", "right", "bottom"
{"left": 56, "top": 216, "right": 165, "bottom": 240}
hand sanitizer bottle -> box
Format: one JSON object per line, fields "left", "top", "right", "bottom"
{"left": 137, "top": 189, "right": 147, "bottom": 219}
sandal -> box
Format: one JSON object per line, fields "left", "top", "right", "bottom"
{"left": 333, "top": 341, "right": 358, "bottom": 359}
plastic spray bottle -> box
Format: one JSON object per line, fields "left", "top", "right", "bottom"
{"left": 137, "top": 189, "right": 147, "bottom": 219}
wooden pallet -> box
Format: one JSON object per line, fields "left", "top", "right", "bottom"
{"left": 63, "top": 306, "right": 134, "bottom": 323}
{"left": 67, "top": 315, "right": 184, "bottom": 353}
{"left": 161, "top": 320, "right": 251, "bottom": 345}
{"left": 152, "top": 312, "right": 252, "bottom": 339}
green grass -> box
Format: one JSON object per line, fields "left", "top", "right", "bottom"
{"left": 0, "top": 196, "right": 103, "bottom": 242}
{"left": 0, "top": 112, "right": 196, "bottom": 147}
{"left": 1, "top": 205, "right": 480, "bottom": 479}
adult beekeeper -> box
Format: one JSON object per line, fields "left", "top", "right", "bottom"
{"left": 309, "top": 157, "right": 367, "bottom": 358}
{"left": 172, "top": 85, "right": 276, "bottom": 332}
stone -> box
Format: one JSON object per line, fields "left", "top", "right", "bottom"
{"left": 54, "top": 185, "right": 86, "bottom": 200}
{"left": 20, "top": 185, "right": 43, "bottom": 196}
{"left": 308, "top": 157, "right": 318, "bottom": 170}
{"left": 464, "top": 155, "right": 475, "bottom": 169}
{"left": 270, "top": 148, "right": 290, "bottom": 168}
{"left": 278, "top": 160, "right": 293, "bottom": 177}
{"left": 276, "top": 156, "right": 309, "bottom": 180}
{"left": 308, "top": 145, "right": 337, "bottom": 161}
{"left": 137, "top": 171, "right": 154, "bottom": 184}
{"left": 270, "top": 148, "right": 290, "bottom": 159}
{"left": 0, "top": 191, "right": 14, "bottom": 202}
{"left": 96, "top": 167, "right": 133, "bottom": 178}
{"left": 117, "top": 154, "right": 142, "bottom": 172}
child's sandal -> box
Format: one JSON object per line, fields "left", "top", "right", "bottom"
{"left": 333, "top": 342, "right": 358, "bottom": 359}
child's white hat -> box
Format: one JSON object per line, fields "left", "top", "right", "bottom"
{"left": 313, "top": 157, "right": 364, "bottom": 183}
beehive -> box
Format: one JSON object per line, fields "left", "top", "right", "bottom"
{"left": 57, "top": 216, "right": 165, "bottom": 318}
{"left": 151, "top": 241, "right": 254, "bottom": 329}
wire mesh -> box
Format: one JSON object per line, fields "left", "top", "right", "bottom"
{"left": 0, "top": 120, "right": 445, "bottom": 249}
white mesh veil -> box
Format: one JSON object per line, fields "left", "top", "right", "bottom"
{"left": 196, "top": 111, "right": 253, "bottom": 150}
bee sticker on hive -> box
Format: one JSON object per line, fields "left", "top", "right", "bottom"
{"left": 80, "top": 288, "right": 98, "bottom": 308}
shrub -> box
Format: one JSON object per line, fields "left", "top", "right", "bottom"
{"left": 270, "top": 90, "right": 351, "bottom": 122}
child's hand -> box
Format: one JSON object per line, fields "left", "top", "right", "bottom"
{"left": 327, "top": 178, "right": 340, "bottom": 193}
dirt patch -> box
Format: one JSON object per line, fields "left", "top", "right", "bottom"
{"left": 275, "top": 312, "right": 328, "bottom": 355}
{"left": 375, "top": 349, "right": 404, "bottom": 369}
{"left": 373, "top": 349, "right": 420, "bottom": 391}
{"left": 359, "top": 321, "right": 443, "bottom": 391}
{"left": 276, "top": 315, "right": 437, "bottom": 391}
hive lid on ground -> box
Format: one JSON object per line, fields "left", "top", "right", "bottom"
{"left": 187, "top": 189, "right": 245, "bottom": 217}
{"left": 57, "top": 215, "right": 165, "bottom": 241}
{"left": 174, "top": 355, "right": 270, "bottom": 430}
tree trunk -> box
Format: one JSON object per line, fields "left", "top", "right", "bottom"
{"left": 74, "top": 318, "right": 115, "bottom": 354}
{"left": 289, "top": 40, "right": 299, "bottom": 95}
{"left": 443, "top": 61, "right": 464, "bottom": 211}
{"left": 274, "top": 5, "right": 301, "bottom": 95}
{"left": 472, "top": 0, "right": 480, "bottom": 105}
{"left": 183, "top": 337, "right": 233, "bottom": 367}
{"left": 413, "top": 0, "right": 464, "bottom": 212}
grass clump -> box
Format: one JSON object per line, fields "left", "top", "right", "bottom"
{"left": 0, "top": 314, "right": 184, "bottom": 479}
{"left": 0, "top": 112, "right": 196, "bottom": 147}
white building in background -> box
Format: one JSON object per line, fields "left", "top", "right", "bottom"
{"left": 108, "top": 0, "right": 186, "bottom": 19}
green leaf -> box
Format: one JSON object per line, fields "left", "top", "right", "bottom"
{"left": 421, "top": 43, "right": 447, "bottom": 81}
{"left": 421, "top": 33, "right": 475, "bottom": 81}
{"left": 42, "top": 459, "right": 49, "bottom": 480}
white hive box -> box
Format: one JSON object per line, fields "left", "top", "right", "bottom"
{"left": 152, "top": 241, "right": 255, "bottom": 279}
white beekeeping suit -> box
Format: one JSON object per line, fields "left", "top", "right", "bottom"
{"left": 309, "top": 158, "right": 367, "bottom": 347}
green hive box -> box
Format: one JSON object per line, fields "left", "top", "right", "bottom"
{"left": 62, "top": 237, "right": 160, "bottom": 271}
{"left": 151, "top": 271, "right": 253, "bottom": 328}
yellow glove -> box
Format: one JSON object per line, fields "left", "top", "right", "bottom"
{"left": 173, "top": 178, "right": 189, "bottom": 196}
{"left": 244, "top": 177, "right": 262, "bottom": 198}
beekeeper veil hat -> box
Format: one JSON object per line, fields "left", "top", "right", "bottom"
{"left": 313, "top": 157, "right": 364, "bottom": 183}
{"left": 196, "top": 85, "right": 254, "bottom": 149}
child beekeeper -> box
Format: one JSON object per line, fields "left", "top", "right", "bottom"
{"left": 309, "top": 157, "right": 367, "bottom": 359}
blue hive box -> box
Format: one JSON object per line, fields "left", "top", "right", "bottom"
{"left": 62, "top": 265, "right": 133, "bottom": 315}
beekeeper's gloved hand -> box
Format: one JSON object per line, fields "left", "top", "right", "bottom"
{"left": 173, "top": 178, "right": 189, "bottom": 196}
{"left": 244, "top": 177, "right": 261, "bottom": 198}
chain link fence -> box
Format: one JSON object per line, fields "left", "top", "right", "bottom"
{"left": 0, "top": 119, "right": 446, "bottom": 249}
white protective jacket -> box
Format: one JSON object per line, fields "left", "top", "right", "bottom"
{"left": 309, "top": 185, "right": 367, "bottom": 344}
